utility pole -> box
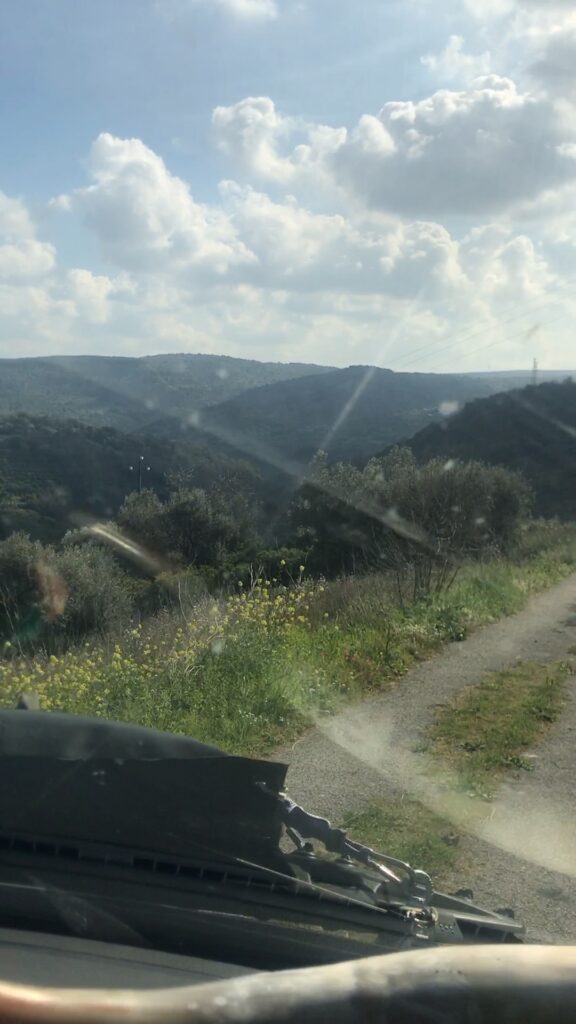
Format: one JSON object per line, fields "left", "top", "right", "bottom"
{"left": 532, "top": 358, "right": 538, "bottom": 387}
{"left": 129, "top": 455, "right": 151, "bottom": 494}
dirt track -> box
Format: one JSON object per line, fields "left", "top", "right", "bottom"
{"left": 278, "top": 574, "right": 576, "bottom": 943}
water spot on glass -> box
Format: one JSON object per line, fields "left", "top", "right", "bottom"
{"left": 451, "top": 505, "right": 461, "bottom": 514}
{"left": 475, "top": 516, "right": 486, "bottom": 526}
{"left": 211, "top": 638, "right": 225, "bottom": 655}
{"left": 443, "top": 460, "right": 455, "bottom": 472}
{"left": 439, "top": 401, "right": 459, "bottom": 417}
{"left": 145, "top": 398, "right": 157, "bottom": 410}
{"left": 217, "top": 367, "right": 229, "bottom": 380}
{"left": 188, "top": 410, "right": 201, "bottom": 427}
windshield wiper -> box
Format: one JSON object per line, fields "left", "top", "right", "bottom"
{"left": 0, "top": 825, "right": 425, "bottom": 930}
{"left": 257, "top": 785, "right": 434, "bottom": 906}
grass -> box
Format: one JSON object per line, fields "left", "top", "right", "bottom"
{"left": 1, "top": 521, "right": 576, "bottom": 757}
{"left": 428, "top": 660, "right": 572, "bottom": 799}
{"left": 342, "top": 796, "right": 460, "bottom": 885}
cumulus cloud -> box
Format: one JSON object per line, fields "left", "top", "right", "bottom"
{"left": 216, "top": 181, "right": 475, "bottom": 299}
{"left": 55, "top": 133, "right": 256, "bottom": 275}
{"left": 4, "top": 113, "right": 574, "bottom": 370}
{"left": 0, "top": 192, "right": 56, "bottom": 281}
{"left": 421, "top": 35, "right": 492, "bottom": 83}
{"left": 213, "top": 78, "right": 576, "bottom": 217}
{"left": 332, "top": 76, "right": 576, "bottom": 217}
{"left": 213, "top": 96, "right": 346, "bottom": 194}
{"left": 213, "top": 97, "right": 295, "bottom": 179}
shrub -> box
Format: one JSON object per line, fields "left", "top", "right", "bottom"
{"left": 292, "top": 449, "right": 532, "bottom": 599}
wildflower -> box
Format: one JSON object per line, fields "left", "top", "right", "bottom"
{"left": 280, "top": 560, "right": 286, "bottom": 567}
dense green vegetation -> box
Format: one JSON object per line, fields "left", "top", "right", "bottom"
{"left": 403, "top": 379, "right": 576, "bottom": 520}
{"left": 0, "top": 353, "right": 332, "bottom": 433}
{"left": 0, "top": 414, "right": 261, "bottom": 542}
{"left": 2, "top": 524, "right": 576, "bottom": 755}
{"left": 0, "top": 447, "right": 533, "bottom": 653}
{"left": 202, "top": 365, "right": 508, "bottom": 465}
{"left": 1, "top": 364, "right": 575, "bottom": 766}
{"left": 293, "top": 449, "right": 530, "bottom": 598}
{"left": 2, "top": 363, "right": 572, "bottom": 552}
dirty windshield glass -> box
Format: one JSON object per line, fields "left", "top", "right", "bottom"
{"left": 0, "top": 0, "right": 575, "bottom": 963}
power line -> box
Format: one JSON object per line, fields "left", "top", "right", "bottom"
{"left": 390, "top": 278, "right": 574, "bottom": 374}
{"left": 425, "top": 310, "right": 568, "bottom": 375}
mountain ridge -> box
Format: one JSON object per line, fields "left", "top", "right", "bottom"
{"left": 396, "top": 378, "right": 576, "bottom": 519}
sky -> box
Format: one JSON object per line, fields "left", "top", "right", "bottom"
{"left": 1, "top": 0, "right": 576, "bottom": 371}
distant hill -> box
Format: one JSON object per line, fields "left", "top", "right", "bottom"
{"left": 0, "top": 414, "right": 263, "bottom": 542}
{"left": 398, "top": 379, "right": 576, "bottom": 520}
{"left": 0, "top": 354, "right": 332, "bottom": 433}
{"left": 199, "top": 366, "right": 520, "bottom": 467}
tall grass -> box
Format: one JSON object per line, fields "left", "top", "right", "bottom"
{"left": 2, "top": 522, "right": 576, "bottom": 756}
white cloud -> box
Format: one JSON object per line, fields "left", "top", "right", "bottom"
{"left": 0, "top": 192, "right": 55, "bottom": 282}
{"left": 218, "top": 181, "right": 471, "bottom": 298}
{"left": 213, "top": 97, "right": 295, "bottom": 180}
{"left": 55, "top": 133, "right": 256, "bottom": 275}
{"left": 333, "top": 76, "right": 576, "bottom": 217}
{"left": 66, "top": 269, "right": 131, "bottom": 324}
{"left": 213, "top": 96, "right": 346, "bottom": 194}
{"left": 213, "top": 79, "right": 576, "bottom": 218}
{"left": 421, "top": 35, "right": 492, "bottom": 83}
{"left": 2, "top": 104, "right": 575, "bottom": 371}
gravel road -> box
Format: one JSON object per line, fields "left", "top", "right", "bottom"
{"left": 276, "top": 573, "right": 576, "bottom": 943}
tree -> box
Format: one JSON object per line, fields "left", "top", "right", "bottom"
{"left": 117, "top": 489, "right": 166, "bottom": 553}
{"left": 0, "top": 533, "right": 49, "bottom": 648}
{"left": 291, "top": 449, "right": 531, "bottom": 598}
{"left": 53, "top": 543, "right": 133, "bottom": 643}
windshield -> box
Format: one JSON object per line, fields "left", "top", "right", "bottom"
{"left": 1, "top": 0, "right": 576, "bottom": 968}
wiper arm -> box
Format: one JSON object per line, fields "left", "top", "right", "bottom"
{"left": 257, "top": 786, "right": 434, "bottom": 905}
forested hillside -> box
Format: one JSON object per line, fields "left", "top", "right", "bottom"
{"left": 0, "top": 414, "right": 261, "bottom": 542}
{"left": 202, "top": 365, "right": 507, "bottom": 465}
{"left": 402, "top": 379, "right": 576, "bottom": 519}
{"left": 0, "top": 354, "right": 332, "bottom": 433}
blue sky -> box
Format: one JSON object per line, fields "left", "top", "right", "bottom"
{"left": 1, "top": 0, "right": 576, "bottom": 369}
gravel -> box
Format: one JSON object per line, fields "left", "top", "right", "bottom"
{"left": 274, "top": 573, "right": 576, "bottom": 943}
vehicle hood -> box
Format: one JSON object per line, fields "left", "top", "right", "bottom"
{"left": 0, "top": 711, "right": 287, "bottom": 865}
